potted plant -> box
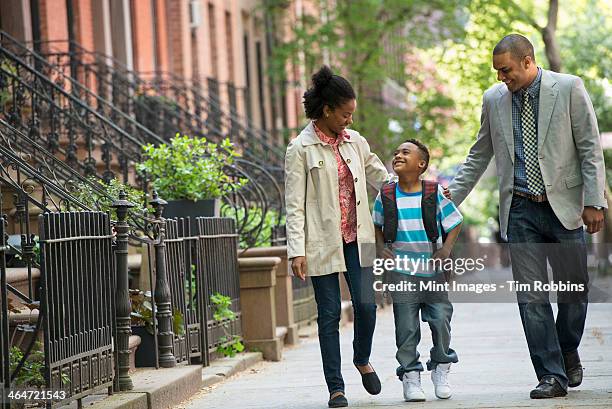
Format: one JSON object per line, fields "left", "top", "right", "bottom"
{"left": 129, "top": 289, "right": 185, "bottom": 367}
{"left": 137, "top": 134, "right": 247, "bottom": 223}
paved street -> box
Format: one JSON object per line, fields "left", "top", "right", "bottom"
{"left": 181, "top": 302, "right": 612, "bottom": 409}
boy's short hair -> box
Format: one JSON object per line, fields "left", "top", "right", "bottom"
{"left": 405, "top": 138, "right": 429, "bottom": 174}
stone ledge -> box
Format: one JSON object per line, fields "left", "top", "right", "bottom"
{"left": 201, "top": 352, "right": 263, "bottom": 387}
{"left": 88, "top": 365, "right": 202, "bottom": 409}
{"left": 130, "top": 365, "right": 202, "bottom": 409}
{"left": 85, "top": 392, "right": 148, "bottom": 409}
{"left": 202, "top": 352, "right": 263, "bottom": 379}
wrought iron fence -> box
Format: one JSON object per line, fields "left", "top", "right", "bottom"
{"left": 39, "top": 211, "right": 115, "bottom": 406}
{"left": 1, "top": 216, "right": 9, "bottom": 403}
{"left": 0, "top": 30, "right": 288, "bottom": 407}
{"left": 176, "top": 218, "right": 204, "bottom": 365}
{"left": 164, "top": 218, "right": 190, "bottom": 364}
{"left": 196, "top": 217, "right": 242, "bottom": 361}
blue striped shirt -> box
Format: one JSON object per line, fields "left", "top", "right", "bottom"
{"left": 372, "top": 184, "right": 463, "bottom": 277}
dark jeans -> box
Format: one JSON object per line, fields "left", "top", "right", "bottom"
{"left": 310, "top": 241, "right": 377, "bottom": 395}
{"left": 507, "top": 195, "right": 589, "bottom": 390}
{"left": 389, "top": 272, "right": 457, "bottom": 378}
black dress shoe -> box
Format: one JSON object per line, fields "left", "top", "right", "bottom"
{"left": 563, "top": 350, "right": 583, "bottom": 387}
{"left": 356, "top": 364, "right": 382, "bottom": 395}
{"left": 530, "top": 376, "right": 568, "bottom": 399}
{"left": 328, "top": 393, "right": 348, "bottom": 408}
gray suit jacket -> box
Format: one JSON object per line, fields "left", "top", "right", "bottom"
{"left": 449, "top": 69, "right": 607, "bottom": 238}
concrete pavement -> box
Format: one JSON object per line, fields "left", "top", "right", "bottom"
{"left": 179, "top": 302, "right": 612, "bottom": 408}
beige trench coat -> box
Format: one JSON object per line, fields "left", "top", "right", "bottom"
{"left": 284, "top": 122, "right": 389, "bottom": 276}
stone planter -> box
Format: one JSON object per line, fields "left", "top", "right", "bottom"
{"left": 128, "top": 335, "right": 142, "bottom": 373}
{"left": 240, "top": 246, "right": 298, "bottom": 345}
{"left": 238, "top": 257, "right": 282, "bottom": 361}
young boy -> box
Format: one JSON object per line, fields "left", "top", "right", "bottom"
{"left": 372, "top": 139, "right": 463, "bottom": 402}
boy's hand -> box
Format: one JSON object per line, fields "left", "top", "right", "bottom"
{"left": 432, "top": 246, "right": 451, "bottom": 261}
{"left": 291, "top": 256, "right": 307, "bottom": 281}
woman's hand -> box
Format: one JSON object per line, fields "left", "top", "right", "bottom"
{"left": 291, "top": 256, "right": 307, "bottom": 281}
{"left": 377, "top": 246, "right": 394, "bottom": 260}
{"left": 432, "top": 246, "right": 451, "bottom": 261}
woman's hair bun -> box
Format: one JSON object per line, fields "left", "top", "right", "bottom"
{"left": 311, "top": 65, "right": 334, "bottom": 90}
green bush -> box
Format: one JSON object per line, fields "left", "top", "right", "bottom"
{"left": 72, "top": 177, "right": 147, "bottom": 214}
{"left": 224, "top": 206, "right": 284, "bottom": 248}
{"left": 137, "top": 134, "right": 247, "bottom": 201}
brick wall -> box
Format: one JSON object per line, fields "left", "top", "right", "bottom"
{"left": 39, "top": 0, "right": 68, "bottom": 52}
{"left": 165, "top": 0, "right": 192, "bottom": 79}
{"left": 73, "top": 0, "right": 94, "bottom": 51}
{"left": 131, "top": 0, "right": 155, "bottom": 73}
{"left": 155, "top": 0, "right": 169, "bottom": 73}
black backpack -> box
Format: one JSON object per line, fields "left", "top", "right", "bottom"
{"left": 380, "top": 179, "right": 451, "bottom": 280}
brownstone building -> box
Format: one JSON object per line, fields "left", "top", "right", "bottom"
{"left": 0, "top": 0, "right": 308, "bottom": 150}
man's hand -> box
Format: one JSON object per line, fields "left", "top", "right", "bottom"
{"left": 291, "top": 256, "right": 307, "bottom": 281}
{"left": 582, "top": 207, "right": 605, "bottom": 234}
{"left": 443, "top": 186, "right": 452, "bottom": 200}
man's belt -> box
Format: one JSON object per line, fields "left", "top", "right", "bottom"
{"left": 513, "top": 190, "right": 548, "bottom": 202}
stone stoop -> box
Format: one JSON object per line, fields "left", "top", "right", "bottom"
{"left": 85, "top": 365, "right": 202, "bottom": 409}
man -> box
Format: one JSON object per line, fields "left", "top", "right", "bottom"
{"left": 449, "top": 34, "right": 607, "bottom": 399}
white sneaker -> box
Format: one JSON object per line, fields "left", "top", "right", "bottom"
{"left": 402, "top": 371, "right": 426, "bottom": 402}
{"left": 431, "top": 363, "right": 452, "bottom": 399}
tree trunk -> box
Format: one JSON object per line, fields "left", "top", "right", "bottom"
{"left": 541, "top": 0, "right": 561, "bottom": 72}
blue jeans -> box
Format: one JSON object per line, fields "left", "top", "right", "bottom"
{"left": 507, "top": 195, "right": 589, "bottom": 390}
{"left": 310, "top": 241, "right": 377, "bottom": 395}
{"left": 389, "top": 272, "right": 458, "bottom": 378}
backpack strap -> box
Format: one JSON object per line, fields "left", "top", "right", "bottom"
{"left": 380, "top": 182, "right": 398, "bottom": 244}
{"left": 421, "top": 180, "right": 440, "bottom": 251}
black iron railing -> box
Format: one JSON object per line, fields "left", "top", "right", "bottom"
{"left": 0, "top": 117, "right": 250, "bottom": 406}
{"left": 0, "top": 123, "right": 139, "bottom": 403}
{"left": 0, "top": 36, "right": 142, "bottom": 184}
{"left": 37, "top": 40, "right": 286, "bottom": 180}
{"left": 39, "top": 212, "right": 116, "bottom": 403}
{"left": 196, "top": 217, "right": 242, "bottom": 361}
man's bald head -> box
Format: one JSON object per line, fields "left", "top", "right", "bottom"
{"left": 493, "top": 34, "right": 535, "bottom": 63}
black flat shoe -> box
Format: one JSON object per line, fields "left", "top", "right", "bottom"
{"left": 529, "top": 376, "right": 567, "bottom": 399}
{"left": 356, "top": 364, "right": 381, "bottom": 395}
{"left": 563, "top": 350, "right": 583, "bottom": 387}
{"left": 328, "top": 393, "right": 348, "bottom": 408}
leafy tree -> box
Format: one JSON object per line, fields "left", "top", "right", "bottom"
{"left": 264, "top": 0, "right": 469, "bottom": 155}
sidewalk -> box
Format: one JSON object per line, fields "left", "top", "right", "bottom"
{"left": 179, "top": 303, "right": 612, "bottom": 408}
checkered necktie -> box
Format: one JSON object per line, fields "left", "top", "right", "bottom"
{"left": 521, "top": 91, "right": 545, "bottom": 194}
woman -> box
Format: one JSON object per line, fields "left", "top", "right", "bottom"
{"left": 285, "top": 66, "right": 389, "bottom": 408}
